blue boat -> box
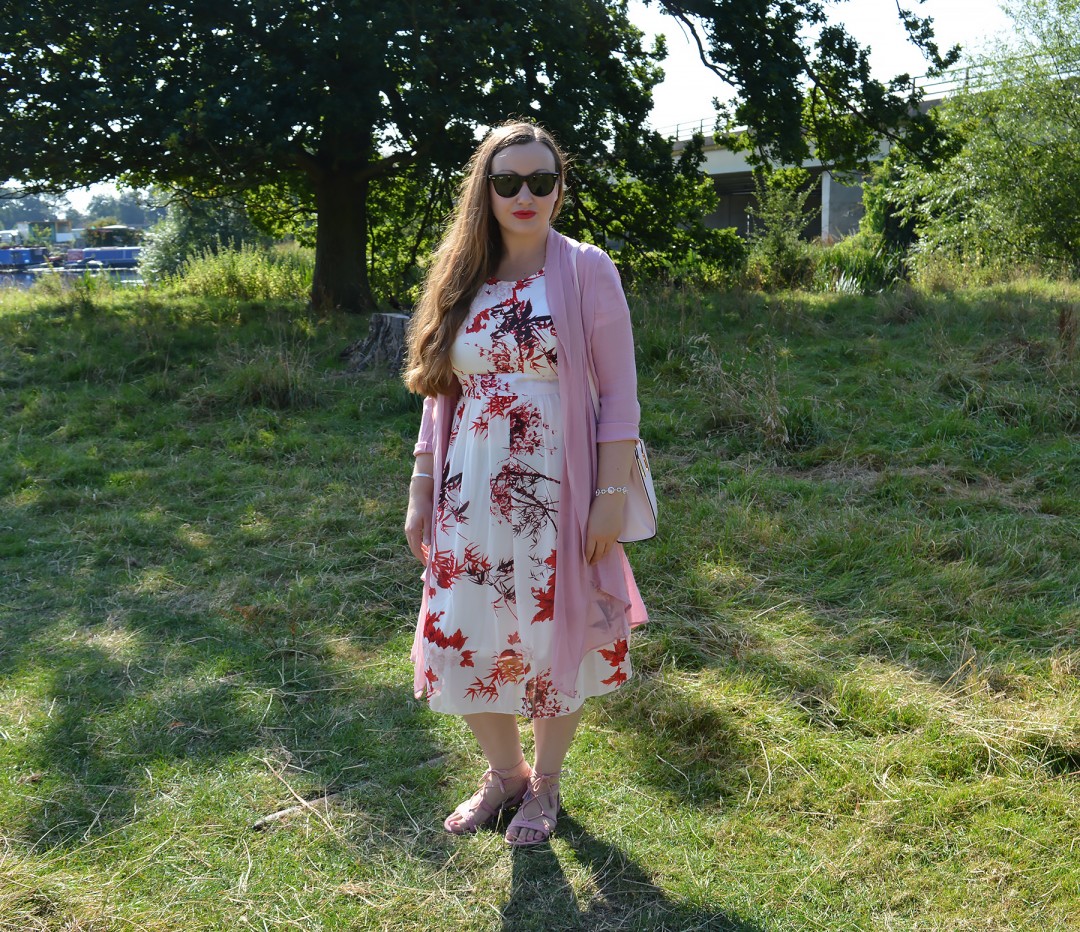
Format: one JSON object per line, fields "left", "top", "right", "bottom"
{"left": 0, "top": 247, "right": 48, "bottom": 270}
{"left": 71, "top": 246, "right": 142, "bottom": 269}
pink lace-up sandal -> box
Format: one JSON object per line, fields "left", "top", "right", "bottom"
{"left": 504, "top": 770, "right": 560, "bottom": 846}
{"left": 443, "top": 760, "right": 530, "bottom": 835}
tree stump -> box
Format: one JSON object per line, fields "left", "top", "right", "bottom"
{"left": 340, "top": 312, "right": 411, "bottom": 374}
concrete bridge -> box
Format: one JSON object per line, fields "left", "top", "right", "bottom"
{"left": 674, "top": 136, "right": 874, "bottom": 243}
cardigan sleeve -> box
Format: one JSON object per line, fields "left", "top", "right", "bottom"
{"left": 413, "top": 395, "right": 436, "bottom": 455}
{"left": 588, "top": 251, "right": 641, "bottom": 443}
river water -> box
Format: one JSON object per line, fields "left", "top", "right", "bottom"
{"left": 0, "top": 269, "right": 144, "bottom": 289}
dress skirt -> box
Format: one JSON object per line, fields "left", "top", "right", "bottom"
{"left": 419, "top": 270, "right": 631, "bottom": 718}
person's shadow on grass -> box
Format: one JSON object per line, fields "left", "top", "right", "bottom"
{"left": 499, "top": 812, "right": 762, "bottom": 932}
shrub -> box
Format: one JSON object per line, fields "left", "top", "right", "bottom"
{"left": 140, "top": 196, "right": 273, "bottom": 281}
{"left": 878, "top": 0, "right": 1080, "bottom": 281}
{"left": 628, "top": 228, "right": 748, "bottom": 289}
{"left": 168, "top": 244, "right": 314, "bottom": 301}
{"left": 860, "top": 154, "right": 919, "bottom": 253}
{"left": 745, "top": 168, "right": 819, "bottom": 291}
{"left": 811, "top": 231, "right": 906, "bottom": 295}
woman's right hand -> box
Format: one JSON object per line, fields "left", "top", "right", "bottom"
{"left": 404, "top": 479, "right": 434, "bottom": 563}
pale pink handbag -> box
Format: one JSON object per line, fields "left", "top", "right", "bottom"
{"left": 572, "top": 249, "right": 658, "bottom": 543}
{"left": 586, "top": 369, "right": 658, "bottom": 542}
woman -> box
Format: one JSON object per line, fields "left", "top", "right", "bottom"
{"left": 403, "top": 120, "right": 647, "bottom": 846}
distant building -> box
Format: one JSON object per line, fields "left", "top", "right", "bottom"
{"left": 13, "top": 218, "right": 74, "bottom": 245}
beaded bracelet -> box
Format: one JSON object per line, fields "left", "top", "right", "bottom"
{"left": 594, "top": 485, "right": 628, "bottom": 497}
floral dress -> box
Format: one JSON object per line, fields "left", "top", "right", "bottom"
{"left": 420, "top": 270, "right": 631, "bottom": 718}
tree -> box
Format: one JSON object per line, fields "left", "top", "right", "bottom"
{"left": 2, "top": 0, "right": 665, "bottom": 310}
{"left": 0, "top": 190, "right": 73, "bottom": 229}
{"left": 84, "top": 189, "right": 166, "bottom": 228}
{"left": 653, "top": 0, "right": 959, "bottom": 167}
{"left": 2, "top": 1, "right": 955, "bottom": 310}
{"left": 876, "top": 0, "right": 1080, "bottom": 275}
{"left": 746, "top": 166, "right": 819, "bottom": 289}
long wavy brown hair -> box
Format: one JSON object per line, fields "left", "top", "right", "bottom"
{"left": 403, "top": 121, "right": 568, "bottom": 397}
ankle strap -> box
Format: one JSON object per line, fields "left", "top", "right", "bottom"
{"left": 489, "top": 758, "right": 528, "bottom": 778}
{"left": 530, "top": 769, "right": 560, "bottom": 787}
{"left": 485, "top": 759, "right": 528, "bottom": 793}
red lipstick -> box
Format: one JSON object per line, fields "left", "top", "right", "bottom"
{"left": 512, "top": 210, "right": 536, "bottom": 219}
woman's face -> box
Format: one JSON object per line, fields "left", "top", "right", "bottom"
{"left": 487, "top": 141, "right": 560, "bottom": 240}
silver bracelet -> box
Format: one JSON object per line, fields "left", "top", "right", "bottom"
{"left": 594, "top": 485, "right": 628, "bottom": 497}
{"left": 411, "top": 472, "right": 434, "bottom": 481}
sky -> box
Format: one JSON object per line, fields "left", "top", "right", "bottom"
{"left": 63, "top": 0, "right": 1013, "bottom": 213}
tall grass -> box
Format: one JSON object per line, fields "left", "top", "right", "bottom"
{"left": 746, "top": 228, "right": 1076, "bottom": 299}
{"left": 811, "top": 231, "right": 906, "bottom": 295}
{"left": 167, "top": 242, "right": 314, "bottom": 300}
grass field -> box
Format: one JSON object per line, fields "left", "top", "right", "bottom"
{"left": 1, "top": 278, "right": 1077, "bottom": 930}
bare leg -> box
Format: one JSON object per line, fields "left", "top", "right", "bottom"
{"left": 464, "top": 711, "right": 527, "bottom": 771}
{"left": 533, "top": 705, "right": 584, "bottom": 775}
{"left": 507, "top": 704, "right": 585, "bottom": 844}
{"left": 444, "top": 712, "right": 530, "bottom": 833}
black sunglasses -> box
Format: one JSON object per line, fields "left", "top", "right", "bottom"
{"left": 488, "top": 171, "right": 560, "bottom": 198}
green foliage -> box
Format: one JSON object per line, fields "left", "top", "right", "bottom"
{"left": 860, "top": 154, "right": 920, "bottom": 252}
{"left": 801, "top": 84, "right": 883, "bottom": 168}
{"left": 575, "top": 133, "right": 748, "bottom": 287}
{"left": 19, "top": 224, "right": 55, "bottom": 248}
{"left": 745, "top": 167, "right": 818, "bottom": 290}
{"left": 811, "top": 231, "right": 907, "bottom": 295}
{"left": 0, "top": 190, "right": 72, "bottom": 229}
{"left": 83, "top": 188, "right": 165, "bottom": 228}
{"left": 140, "top": 196, "right": 273, "bottom": 281}
{"left": 884, "top": 0, "right": 1080, "bottom": 280}
{"left": 241, "top": 176, "right": 318, "bottom": 249}
{"left": 1, "top": 1, "right": 962, "bottom": 311}
{"left": 168, "top": 243, "right": 314, "bottom": 301}
{"left": 364, "top": 168, "right": 450, "bottom": 307}
{"left": 628, "top": 229, "right": 748, "bottom": 289}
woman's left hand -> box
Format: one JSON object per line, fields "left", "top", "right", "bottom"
{"left": 585, "top": 493, "right": 625, "bottom": 565}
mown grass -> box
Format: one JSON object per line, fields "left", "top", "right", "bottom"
{"left": 1, "top": 277, "right": 1077, "bottom": 931}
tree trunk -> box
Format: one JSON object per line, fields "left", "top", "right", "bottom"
{"left": 311, "top": 170, "right": 373, "bottom": 314}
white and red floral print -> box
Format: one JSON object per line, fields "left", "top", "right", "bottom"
{"left": 419, "top": 270, "right": 631, "bottom": 717}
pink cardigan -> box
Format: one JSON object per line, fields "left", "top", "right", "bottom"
{"left": 411, "top": 227, "right": 649, "bottom": 699}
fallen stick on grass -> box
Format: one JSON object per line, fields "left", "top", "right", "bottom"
{"left": 252, "top": 754, "right": 448, "bottom": 831}
{"left": 252, "top": 790, "right": 344, "bottom": 831}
